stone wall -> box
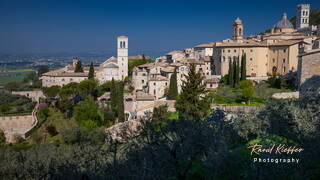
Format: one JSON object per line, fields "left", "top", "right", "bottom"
{"left": 211, "top": 105, "right": 264, "bottom": 113}
{"left": 298, "top": 49, "right": 320, "bottom": 95}
{"left": 272, "top": 91, "right": 299, "bottom": 99}
{"left": 0, "top": 115, "right": 35, "bottom": 143}
{"left": 12, "top": 90, "right": 44, "bottom": 102}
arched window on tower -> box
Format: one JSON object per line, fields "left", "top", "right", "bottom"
{"left": 120, "top": 41, "right": 123, "bottom": 48}
{"left": 239, "top": 28, "right": 242, "bottom": 36}
{"left": 123, "top": 41, "right": 126, "bottom": 48}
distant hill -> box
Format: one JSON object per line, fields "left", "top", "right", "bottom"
{"left": 290, "top": 8, "right": 320, "bottom": 28}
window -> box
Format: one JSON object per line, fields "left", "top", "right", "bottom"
{"left": 234, "top": 49, "right": 237, "bottom": 53}
{"left": 120, "top": 41, "right": 123, "bottom": 48}
{"left": 283, "top": 67, "right": 286, "bottom": 73}
{"left": 223, "top": 56, "right": 226, "bottom": 62}
{"left": 154, "top": 83, "right": 156, "bottom": 86}
{"left": 228, "top": 50, "right": 230, "bottom": 53}
{"left": 283, "top": 59, "right": 286, "bottom": 63}
{"left": 62, "top": 79, "right": 65, "bottom": 82}
{"left": 70, "top": 78, "right": 73, "bottom": 82}
{"left": 250, "top": 49, "right": 253, "bottom": 52}
{"left": 223, "top": 50, "right": 225, "bottom": 53}
{"left": 283, "top": 49, "right": 286, "bottom": 53}
{"left": 250, "top": 58, "right": 253, "bottom": 61}
{"left": 273, "top": 59, "right": 275, "bottom": 63}
{"left": 123, "top": 41, "right": 126, "bottom": 48}
{"left": 142, "top": 80, "right": 144, "bottom": 83}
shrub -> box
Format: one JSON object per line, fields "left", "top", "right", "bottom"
{"left": 46, "top": 125, "right": 58, "bottom": 136}
{"left": 0, "top": 130, "right": 5, "bottom": 145}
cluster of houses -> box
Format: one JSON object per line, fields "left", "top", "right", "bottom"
{"left": 40, "top": 4, "right": 320, "bottom": 118}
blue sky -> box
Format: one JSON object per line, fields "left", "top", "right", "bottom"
{"left": 0, "top": 0, "right": 319, "bottom": 56}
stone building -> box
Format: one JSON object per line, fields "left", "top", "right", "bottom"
{"left": 132, "top": 58, "right": 213, "bottom": 100}
{"left": 297, "top": 49, "right": 320, "bottom": 95}
{"left": 41, "top": 36, "right": 129, "bottom": 87}
{"left": 208, "top": 14, "right": 310, "bottom": 77}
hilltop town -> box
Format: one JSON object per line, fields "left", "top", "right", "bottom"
{"left": 0, "top": 3, "right": 320, "bottom": 179}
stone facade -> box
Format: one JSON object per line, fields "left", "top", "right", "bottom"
{"left": 41, "top": 36, "right": 128, "bottom": 87}
{"left": 298, "top": 49, "right": 320, "bottom": 95}
{"left": 132, "top": 59, "right": 213, "bottom": 100}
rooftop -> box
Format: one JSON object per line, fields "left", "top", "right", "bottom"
{"left": 275, "top": 13, "right": 294, "bottom": 29}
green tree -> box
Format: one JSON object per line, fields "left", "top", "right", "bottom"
{"left": 228, "top": 59, "right": 234, "bottom": 86}
{"left": 0, "top": 130, "right": 5, "bottom": 145}
{"left": 43, "top": 86, "right": 61, "bottom": 98}
{"left": 37, "top": 65, "right": 49, "bottom": 76}
{"left": 88, "top": 62, "right": 95, "bottom": 79}
{"left": 77, "top": 79, "right": 98, "bottom": 99}
{"left": 110, "top": 78, "right": 118, "bottom": 115}
{"left": 167, "top": 68, "right": 178, "bottom": 100}
{"left": 117, "top": 82, "right": 125, "bottom": 122}
{"left": 73, "top": 96, "right": 103, "bottom": 130}
{"left": 240, "top": 53, "right": 247, "bottom": 81}
{"left": 239, "top": 80, "right": 255, "bottom": 105}
{"left": 232, "top": 57, "right": 237, "bottom": 87}
{"left": 235, "top": 56, "right": 240, "bottom": 85}
{"left": 74, "top": 61, "right": 84, "bottom": 73}
{"left": 175, "top": 64, "right": 210, "bottom": 121}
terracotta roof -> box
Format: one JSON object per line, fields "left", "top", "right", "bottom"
{"left": 215, "top": 40, "right": 267, "bottom": 47}
{"left": 205, "top": 78, "right": 220, "bottom": 83}
{"left": 268, "top": 39, "right": 304, "bottom": 47}
{"left": 137, "top": 62, "right": 169, "bottom": 69}
{"left": 135, "top": 91, "right": 154, "bottom": 101}
{"left": 118, "top": 35, "right": 128, "bottom": 38}
{"left": 161, "top": 66, "right": 175, "bottom": 73}
{"left": 169, "top": 62, "right": 185, "bottom": 67}
{"left": 194, "top": 42, "right": 215, "bottom": 48}
{"left": 187, "top": 59, "right": 205, "bottom": 65}
{"left": 166, "top": 50, "right": 184, "bottom": 55}
{"left": 42, "top": 69, "right": 88, "bottom": 77}
{"left": 149, "top": 75, "right": 168, "bottom": 81}
{"left": 203, "top": 56, "right": 211, "bottom": 62}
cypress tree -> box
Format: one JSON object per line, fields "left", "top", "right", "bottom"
{"left": 232, "top": 58, "right": 237, "bottom": 87}
{"left": 74, "top": 61, "right": 84, "bottom": 72}
{"left": 88, "top": 62, "right": 95, "bottom": 79}
{"left": 228, "top": 59, "right": 234, "bottom": 87}
{"left": 117, "top": 82, "right": 125, "bottom": 122}
{"left": 175, "top": 64, "right": 209, "bottom": 121}
{"left": 168, "top": 68, "right": 178, "bottom": 100}
{"left": 110, "top": 78, "right": 118, "bottom": 117}
{"left": 241, "top": 53, "right": 247, "bottom": 80}
{"left": 235, "top": 56, "right": 240, "bottom": 85}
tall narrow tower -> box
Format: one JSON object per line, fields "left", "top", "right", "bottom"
{"left": 296, "top": 4, "right": 310, "bottom": 29}
{"left": 117, "top": 36, "right": 128, "bottom": 80}
{"left": 233, "top": 17, "right": 244, "bottom": 41}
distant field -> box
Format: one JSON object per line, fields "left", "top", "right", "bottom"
{"left": 7, "top": 69, "right": 34, "bottom": 72}
{"left": 0, "top": 69, "right": 35, "bottom": 85}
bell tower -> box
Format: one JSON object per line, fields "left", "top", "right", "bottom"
{"left": 296, "top": 4, "right": 310, "bottom": 29}
{"left": 233, "top": 17, "right": 244, "bottom": 41}
{"left": 117, "top": 36, "right": 128, "bottom": 80}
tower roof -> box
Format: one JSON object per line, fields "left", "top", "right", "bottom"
{"left": 275, "top": 13, "right": 294, "bottom": 29}
{"left": 234, "top": 17, "right": 242, "bottom": 25}
{"left": 118, "top": 35, "right": 128, "bottom": 39}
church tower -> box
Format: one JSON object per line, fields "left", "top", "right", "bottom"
{"left": 296, "top": 4, "right": 310, "bottom": 29}
{"left": 233, "top": 17, "right": 244, "bottom": 41}
{"left": 117, "top": 36, "right": 128, "bottom": 80}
